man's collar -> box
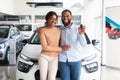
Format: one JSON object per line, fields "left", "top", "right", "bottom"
{"left": 64, "top": 23, "right": 74, "bottom": 29}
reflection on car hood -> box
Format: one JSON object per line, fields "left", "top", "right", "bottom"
{"left": 0, "top": 38, "right": 8, "bottom": 43}
{"left": 80, "top": 44, "right": 96, "bottom": 59}
{"left": 21, "top": 43, "right": 100, "bottom": 60}
{"left": 21, "top": 43, "right": 42, "bottom": 59}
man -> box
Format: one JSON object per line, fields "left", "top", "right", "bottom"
{"left": 58, "top": 9, "right": 87, "bottom": 80}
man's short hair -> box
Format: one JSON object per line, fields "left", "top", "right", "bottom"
{"left": 62, "top": 9, "right": 72, "bottom": 15}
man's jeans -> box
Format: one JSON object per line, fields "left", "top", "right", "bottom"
{"left": 58, "top": 61, "right": 82, "bottom": 80}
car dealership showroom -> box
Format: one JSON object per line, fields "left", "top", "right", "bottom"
{"left": 0, "top": 0, "right": 120, "bottom": 80}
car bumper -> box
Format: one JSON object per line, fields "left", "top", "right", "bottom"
{"left": 16, "top": 54, "right": 101, "bottom": 80}
{"left": 16, "top": 62, "right": 39, "bottom": 80}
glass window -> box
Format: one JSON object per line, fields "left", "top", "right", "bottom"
{"left": 34, "top": 0, "right": 84, "bottom": 8}
{"left": 0, "top": 28, "right": 9, "bottom": 38}
{"left": 15, "top": 25, "right": 32, "bottom": 31}
{"left": 30, "top": 32, "right": 40, "bottom": 44}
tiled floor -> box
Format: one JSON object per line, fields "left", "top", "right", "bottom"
{"left": 0, "top": 64, "right": 60, "bottom": 80}
{"left": 0, "top": 64, "right": 120, "bottom": 80}
{"left": 101, "top": 66, "right": 120, "bottom": 80}
{"left": 0, "top": 66, "right": 16, "bottom": 80}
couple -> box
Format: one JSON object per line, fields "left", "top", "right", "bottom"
{"left": 37, "top": 9, "right": 87, "bottom": 80}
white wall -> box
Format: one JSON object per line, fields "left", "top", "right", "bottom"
{"left": 105, "top": 2, "right": 120, "bottom": 68}
{"left": 0, "top": 0, "right": 14, "bottom": 15}
{"left": 105, "top": 0, "right": 120, "bottom": 24}
{"left": 105, "top": 0, "right": 120, "bottom": 8}
{"left": 106, "top": 7, "right": 120, "bottom": 24}
{"left": 83, "top": 0, "right": 103, "bottom": 41}
{"left": 13, "top": 0, "right": 83, "bottom": 23}
{"left": 100, "top": 1, "right": 120, "bottom": 80}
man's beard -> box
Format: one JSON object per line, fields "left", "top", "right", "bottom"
{"left": 62, "top": 20, "right": 71, "bottom": 26}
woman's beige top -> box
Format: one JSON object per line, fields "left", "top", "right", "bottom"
{"left": 38, "top": 27, "right": 62, "bottom": 57}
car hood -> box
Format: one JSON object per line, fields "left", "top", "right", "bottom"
{"left": 21, "top": 43, "right": 98, "bottom": 60}
{"left": 0, "top": 38, "right": 8, "bottom": 43}
{"left": 80, "top": 44, "right": 96, "bottom": 59}
{"left": 21, "top": 43, "right": 42, "bottom": 59}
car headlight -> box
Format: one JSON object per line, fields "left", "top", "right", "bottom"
{"left": 18, "top": 61, "right": 33, "bottom": 73}
{"left": 83, "top": 62, "right": 98, "bottom": 73}
{"left": 0, "top": 43, "right": 6, "bottom": 49}
{"left": 18, "top": 54, "right": 33, "bottom": 73}
{"left": 20, "top": 54, "right": 38, "bottom": 63}
{"left": 20, "top": 54, "right": 30, "bottom": 61}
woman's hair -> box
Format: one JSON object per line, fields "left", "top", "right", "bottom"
{"left": 45, "top": 11, "right": 58, "bottom": 25}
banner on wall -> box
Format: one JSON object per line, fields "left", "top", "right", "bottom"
{"left": 105, "top": 16, "right": 120, "bottom": 68}
{"left": 106, "top": 16, "right": 120, "bottom": 40}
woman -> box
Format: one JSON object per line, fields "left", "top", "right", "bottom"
{"left": 38, "top": 11, "right": 69, "bottom": 80}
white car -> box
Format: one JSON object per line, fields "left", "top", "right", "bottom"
{"left": 14, "top": 23, "right": 38, "bottom": 39}
{"left": 16, "top": 30, "right": 101, "bottom": 80}
{"left": 0, "top": 24, "right": 23, "bottom": 63}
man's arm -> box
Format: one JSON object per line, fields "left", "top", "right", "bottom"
{"left": 78, "top": 25, "right": 87, "bottom": 46}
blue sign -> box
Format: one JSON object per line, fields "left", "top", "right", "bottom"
{"left": 106, "top": 16, "right": 120, "bottom": 29}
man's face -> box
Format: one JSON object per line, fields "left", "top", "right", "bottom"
{"left": 62, "top": 11, "right": 72, "bottom": 26}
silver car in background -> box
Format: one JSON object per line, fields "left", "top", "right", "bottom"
{"left": 14, "top": 23, "right": 38, "bottom": 39}
{"left": 0, "top": 24, "right": 23, "bottom": 63}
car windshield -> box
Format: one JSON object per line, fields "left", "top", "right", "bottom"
{"left": 0, "top": 28, "right": 9, "bottom": 38}
{"left": 15, "top": 25, "right": 32, "bottom": 31}
{"left": 29, "top": 31, "right": 40, "bottom": 44}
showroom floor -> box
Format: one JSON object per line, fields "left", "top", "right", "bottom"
{"left": 0, "top": 66, "right": 16, "bottom": 80}
{"left": 0, "top": 64, "right": 120, "bottom": 80}
{"left": 0, "top": 62, "right": 61, "bottom": 80}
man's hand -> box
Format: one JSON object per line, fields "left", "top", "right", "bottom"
{"left": 78, "top": 25, "right": 86, "bottom": 34}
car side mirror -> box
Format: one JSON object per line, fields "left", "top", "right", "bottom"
{"left": 10, "top": 35, "right": 15, "bottom": 39}
{"left": 21, "top": 39, "right": 29, "bottom": 46}
{"left": 92, "top": 39, "right": 99, "bottom": 46}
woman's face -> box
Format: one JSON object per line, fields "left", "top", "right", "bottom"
{"left": 47, "top": 15, "right": 58, "bottom": 27}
